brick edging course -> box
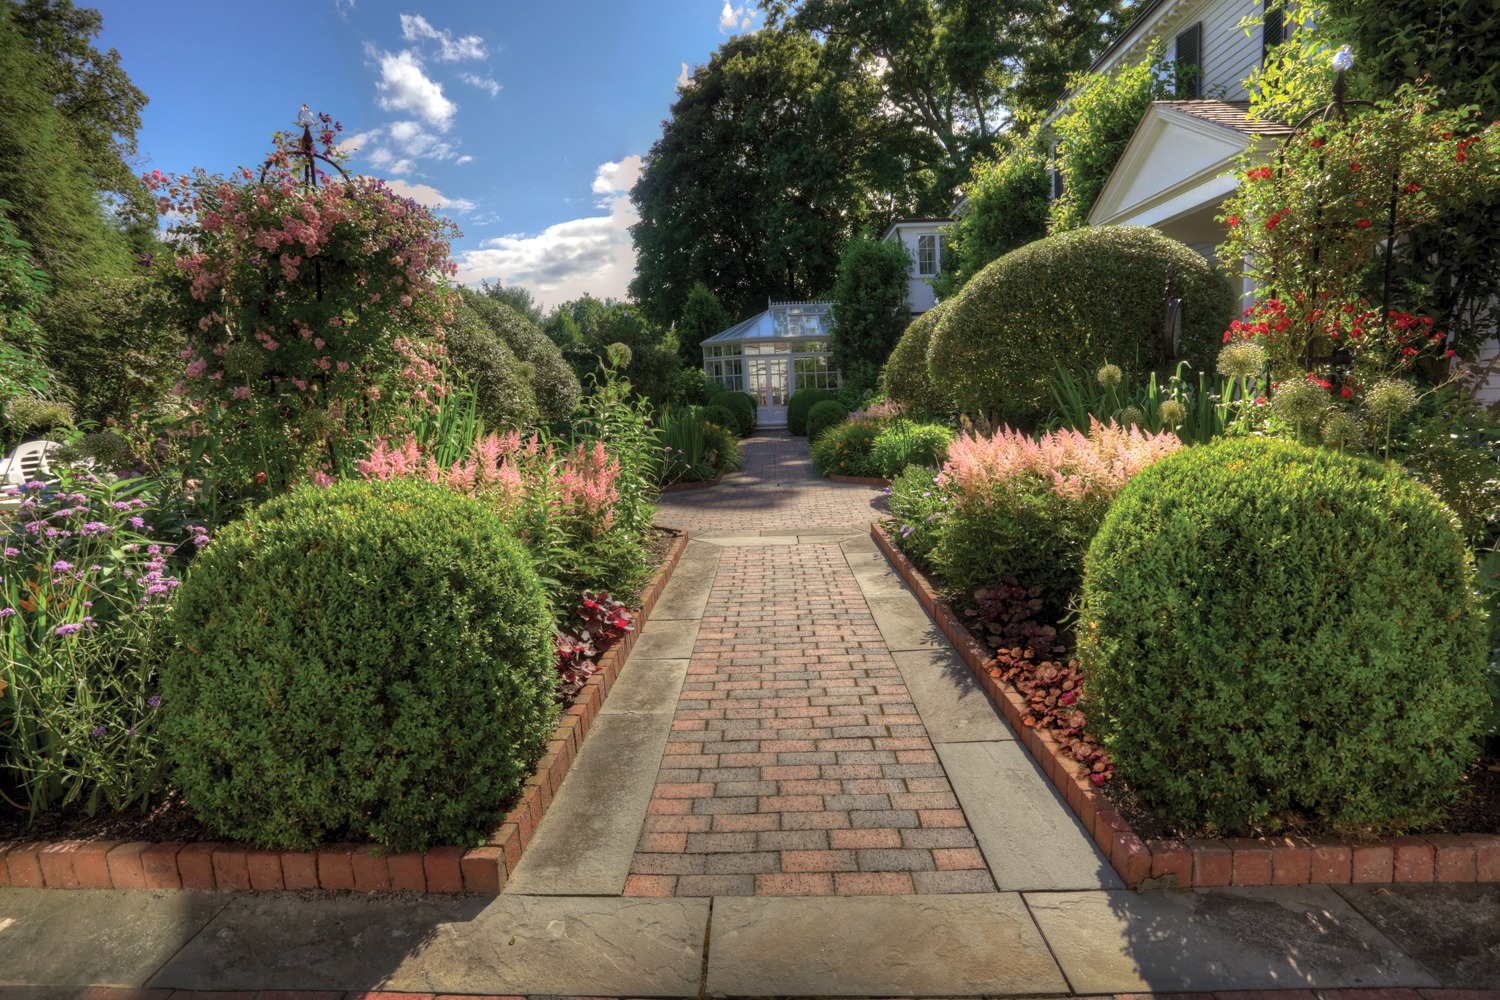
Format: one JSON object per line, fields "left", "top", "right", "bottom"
{"left": 870, "top": 521, "right": 1500, "bottom": 889}
{"left": 0, "top": 529, "right": 692, "bottom": 895}
{"left": 661, "top": 473, "right": 723, "bottom": 494}
{"left": 828, "top": 474, "right": 890, "bottom": 487}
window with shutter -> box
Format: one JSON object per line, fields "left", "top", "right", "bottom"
{"left": 1263, "top": 7, "right": 1285, "bottom": 60}
{"left": 1175, "top": 22, "right": 1202, "bottom": 99}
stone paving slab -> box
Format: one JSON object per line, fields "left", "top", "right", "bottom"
{"left": 628, "top": 617, "right": 702, "bottom": 660}
{"left": 864, "top": 594, "right": 947, "bottom": 652}
{"left": 647, "top": 542, "right": 721, "bottom": 621}
{"left": 1331, "top": 883, "right": 1500, "bottom": 987}
{"left": 0, "top": 888, "right": 229, "bottom": 987}
{"left": 597, "top": 657, "right": 690, "bottom": 717}
{"left": 505, "top": 709, "right": 681, "bottom": 896}
{"left": 941, "top": 740, "right": 1120, "bottom": 891}
{"left": 147, "top": 893, "right": 709, "bottom": 996}
{"left": 890, "top": 648, "right": 1013, "bottom": 744}
{"left": 841, "top": 536, "right": 919, "bottom": 600}
{"left": 704, "top": 893, "right": 1068, "bottom": 996}
{"left": 1024, "top": 887, "right": 1440, "bottom": 992}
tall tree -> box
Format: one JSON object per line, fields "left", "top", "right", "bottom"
{"left": 829, "top": 235, "right": 911, "bottom": 392}
{"left": 675, "top": 282, "right": 731, "bottom": 364}
{"left": 480, "top": 280, "right": 545, "bottom": 328}
{"left": 629, "top": 31, "right": 909, "bottom": 325}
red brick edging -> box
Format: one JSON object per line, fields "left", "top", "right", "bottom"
{"left": 871, "top": 521, "right": 1500, "bottom": 889}
{"left": 661, "top": 473, "right": 723, "bottom": 494}
{"left": 828, "top": 474, "right": 890, "bottom": 487}
{"left": 0, "top": 529, "right": 692, "bottom": 895}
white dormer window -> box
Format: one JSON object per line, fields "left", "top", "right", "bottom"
{"left": 917, "top": 234, "right": 941, "bottom": 276}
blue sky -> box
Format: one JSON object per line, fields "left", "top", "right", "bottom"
{"left": 90, "top": 0, "right": 766, "bottom": 308}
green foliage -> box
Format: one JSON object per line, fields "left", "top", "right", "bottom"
{"left": 702, "top": 418, "right": 742, "bottom": 474}
{"left": 0, "top": 199, "right": 57, "bottom": 415}
{"left": 443, "top": 296, "right": 541, "bottom": 432}
{"left": 463, "top": 291, "right": 580, "bottom": 423}
{"left": 480, "top": 280, "right": 545, "bottom": 327}
{"left": 830, "top": 236, "right": 912, "bottom": 394}
{"left": 675, "top": 282, "right": 731, "bottom": 362}
{"left": 928, "top": 226, "right": 1235, "bottom": 426}
{"left": 810, "top": 412, "right": 888, "bottom": 477}
{"left": 717, "top": 390, "right": 757, "bottom": 436}
{"left": 629, "top": 31, "right": 897, "bottom": 323}
{"left": 1387, "top": 387, "right": 1500, "bottom": 551}
{"left": 547, "top": 296, "right": 685, "bottom": 409}
{"left": 1049, "top": 58, "right": 1169, "bottom": 233}
{"left": 886, "top": 464, "right": 948, "bottom": 567}
{"left": 786, "top": 387, "right": 836, "bottom": 436}
{"left": 656, "top": 405, "right": 712, "bottom": 485}
{"left": 805, "top": 399, "right": 850, "bottom": 442}
{"left": 934, "top": 149, "right": 1050, "bottom": 298}
{"left": 1079, "top": 436, "right": 1489, "bottom": 834}
{"left": 163, "top": 478, "right": 558, "bottom": 850}
{"left": 880, "top": 303, "right": 953, "bottom": 415}
{"left": 704, "top": 404, "right": 739, "bottom": 434}
{"left": 1048, "top": 359, "right": 1255, "bottom": 446}
{"left": 870, "top": 419, "right": 954, "bottom": 478}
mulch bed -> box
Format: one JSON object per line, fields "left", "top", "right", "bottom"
{"left": 907, "top": 542, "right": 1500, "bottom": 843}
{"left": 0, "top": 526, "right": 684, "bottom": 847}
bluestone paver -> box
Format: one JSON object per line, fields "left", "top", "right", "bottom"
{"left": 1331, "top": 882, "right": 1500, "bottom": 987}
{"left": 889, "top": 648, "right": 1012, "bottom": 743}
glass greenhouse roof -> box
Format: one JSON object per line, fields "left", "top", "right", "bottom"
{"left": 701, "top": 300, "right": 835, "bottom": 344}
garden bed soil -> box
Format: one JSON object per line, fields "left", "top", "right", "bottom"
{"left": 870, "top": 520, "right": 1500, "bottom": 887}
{"left": 661, "top": 473, "right": 722, "bottom": 494}
{"left": 0, "top": 528, "right": 688, "bottom": 893}
{"left": 827, "top": 473, "right": 890, "bottom": 487}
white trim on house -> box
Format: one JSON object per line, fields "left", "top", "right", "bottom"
{"left": 882, "top": 218, "right": 952, "bottom": 315}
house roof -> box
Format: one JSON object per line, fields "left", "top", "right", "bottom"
{"left": 701, "top": 301, "right": 835, "bottom": 345}
{"left": 1163, "top": 99, "right": 1293, "bottom": 137}
{"left": 880, "top": 218, "right": 952, "bottom": 242}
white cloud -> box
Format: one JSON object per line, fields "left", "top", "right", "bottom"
{"left": 456, "top": 159, "right": 642, "bottom": 309}
{"left": 677, "top": 62, "right": 690, "bottom": 88}
{"left": 719, "top": 2, "right": 760, "bottom": 33}
{"left": 375, "top": 49, "right": 458, "bottom": 129}
{"left": 334, "top": 0, "right": 355, "bottom": 15}
{"left": 591, "top": 156, "right": 643, "bottom": 197}
{"left": 399, "top": 13, "right": 487, "bottom": 61}
{"left": 382, "top": 178, "right": 478, "bottom": 214}
{"left": 456, "top": 155, "right": 474, "bottom": 165}
{"left": 387, "top": 119, "right": 459, "bottom": 159}
{"left": 460, "top": 72, "right": 502, "bottom": 97}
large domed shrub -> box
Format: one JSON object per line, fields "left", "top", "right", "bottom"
{"left": 462, "top": 290, "right": 581, "bottom": 422}
{"left": 718, "top": 391, "right": 757, "bottom": 436}
{"left": 162, "top": 478, "right": 559, "bottom": 850}
{"left": 927, "top": 226, "right": 1234, "bottom": 426}
{"left": 806, "top": 399, "right": 850, "bottom": 441}
{"left": 1079, "top": 437, "right": 1488, "bottom": 834}
{"left": 881, "top": 303, "right": 954, "bottom": 415}
{"left": 787, "top": 387, "right": 837, "bottom": 436}
{"left": 444, "top": 298, "right": 541, "bottom": 430}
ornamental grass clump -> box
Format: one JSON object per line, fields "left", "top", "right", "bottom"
{"left": 933, "top": 420, "right": 1181, "bottom": 618}
{"left": 163, "top": 478, "right": 558, "bottom": 850}
{"left": 870, "top": 420, "right": 955, "bottom": 478}
{"left": 1079, "top": 436, "right": 1488, "bottom": 835}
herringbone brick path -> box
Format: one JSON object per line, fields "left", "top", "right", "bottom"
{"left": 623, "top": 542, "right": 996, "bottom": 897}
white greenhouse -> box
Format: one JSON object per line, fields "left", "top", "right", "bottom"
{"left": 701, "top": 300, "right": 841, "bottom": 427}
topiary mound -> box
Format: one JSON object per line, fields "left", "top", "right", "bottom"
{"left": 704, "top": 404, "right": 739, "bottom": 435}
{"left": 444, "top": 298, "right": 541, "bottom": 430}
{"left": 162, "top": 478, "right": 559, "bottom": 850}
{"left": 717, "top": 391, "right": 757, "bottom": 436}
{"left": 927, "top": 226, "right": 1235, "bottom": 426}
{"left": 1079, "top": 436, "right": 1489, "bottom": 834}
{"left": 462, "top": 289, "right": 581, "bottom": 422}
{"left": 806, "top": 399, "right": 850, "bottom": 441}
{"left": 881, "top": 303, "right": 954, "bottom": 415}
{"left": 786, "top": 387, "right": 837, "bottom": 436}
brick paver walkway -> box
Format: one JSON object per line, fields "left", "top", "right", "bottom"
{"left": 633, "top": 433, "right": 994, "bottom": 897}
{"left": 658, "top": 430, "right": 889, "bottom": 532}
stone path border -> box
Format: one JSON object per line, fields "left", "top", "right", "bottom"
{"left": 872, "top": 521, "right": 1500, "bottom": 890}
{"left": 8, "top": 989, "right": 1500, "bottom": 1000}
{"left": 0, "top": 531, "right": 691, "bottom": 896}
{"left": 827, "top": 473, "right": 890, "bottom": 486}
{"left": 661, "top": 473, "right": 722, "bottom": 494}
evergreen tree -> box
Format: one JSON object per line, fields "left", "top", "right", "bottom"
{"left": 675, "top": 283, "right": 731, "bottom": 364}
{"left": 829, "top": 236, "right": 911, "bottom": 393}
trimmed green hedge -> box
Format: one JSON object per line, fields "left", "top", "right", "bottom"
{"left": 163, "top": 479, "right": 559, "bottom": 850}
{"left": 717, "top": 391, "right": 757, "bottom": 436}
{"left": 880, "top": 303, "right": 953, "bottom": 415}
{"left": 787, "top": 387, "right": 837, "bottom": 436}
{"left": 462, "top": 289, "right": 581, "bottom": 422}
{"left": 1079, "top": 436, "right": 1488, "bottom": 834}
{"left": 444, "top": 297, "right": 541, "bottom": 430}
{"left": 927, "top": 226, "right": 1235, "bottom": 427}
{"left": 806, "top": 399, "right": 849, "bottom": 441}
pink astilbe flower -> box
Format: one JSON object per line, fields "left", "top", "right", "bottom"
{"left": 558, "top": 441, "right": 620, "bottom": 533}
{"left": 356, "top": 435, "right": 425, "bottom": 481}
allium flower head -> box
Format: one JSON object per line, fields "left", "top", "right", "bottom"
{"left": 1364, "top": 379, "right": 1418, "bottom": 420}
{"left": 1320, "top": 410, "right": 1364, "bottom": 448}
{"left": 1272, "top": 378, "right": 1328, "bottom": 425}
{"left": 1217, "top": 341, "right": 1268, "bottom": 380}
{"left": 1118, "top": 406, "right": 1145, "bottom": 427}
{"left": 1158, "top": 399, "right": 1188, "bottom": 427}
{"left": 1096, "top": 363, "right": 1123, "bottom": 389}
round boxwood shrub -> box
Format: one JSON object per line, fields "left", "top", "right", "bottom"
{"left": 463, "top": 289, "right": 581, "bottom": 422}
{"left": 927, "top": 226, "right": 1235, "bottom": 427}
{"left": 717, "top": 391, "right": 757, "bottom": 436}
{"left": 162, "top": 478, "right": 559, "bottom": 850}
{"left": 870, "top": 420, "right": 955, "bottom": 478}
{"left": 806, "top": 399, "right": 850, "bottom": 441}
{"left": 1079, "top": 436, "right": 1489, "bottom": 834}
{"left": 444, "top": 298, "right": 541, "bottom": 431}
{"left": 787, "top": 387, "right": 837, "bottom": 436}
{"left": 704, "top": 404, "right": 739, "bottom": 435}
{"left": 881, "top": 303, "right": 954, "bottom": 415}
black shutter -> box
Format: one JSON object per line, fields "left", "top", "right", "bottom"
{"left": 1263, "top": 7, "right": 1285, "bottom": 60}
{"left": 1176, "top": 22, "right": 1202, "bottom": 99}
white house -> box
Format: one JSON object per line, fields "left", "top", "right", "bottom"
{"left": 881, "top": 218, "right": 951, "bottom": 315}
{"left": 701, "top": 300, "right": 840, "bottom": 427}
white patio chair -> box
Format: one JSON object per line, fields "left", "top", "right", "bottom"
{"left": 0, "top": 440, "right": 62, "bottom": 511}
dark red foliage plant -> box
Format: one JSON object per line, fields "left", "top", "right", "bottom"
{"left": 966, "top": 578, "right": 1113, "bottom": 784}
{"left": 553, "top": 591, "right": 635, "bottom": 698}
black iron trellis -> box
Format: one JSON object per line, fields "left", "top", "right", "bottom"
{"left": 257, "top": 105, "right": 351, "bottom": 306}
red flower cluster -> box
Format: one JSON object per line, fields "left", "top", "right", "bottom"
{"left": 1244, "top": 166, "right": 1275, "bottom": 182}
{"left": 554, "top": 591, "right": 635, "bottom": 698}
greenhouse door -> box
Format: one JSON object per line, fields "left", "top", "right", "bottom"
{"left": 746, "top": 356, "right": 789, "bottom": 427}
